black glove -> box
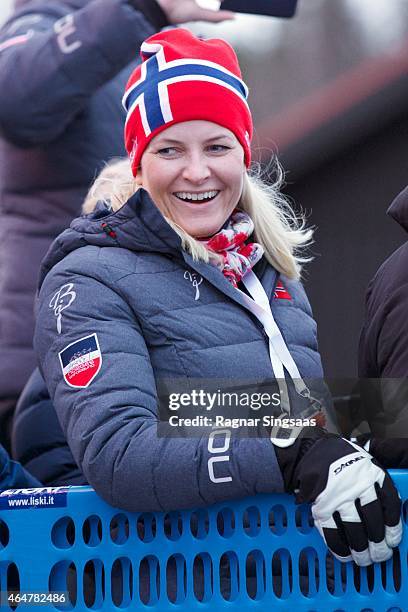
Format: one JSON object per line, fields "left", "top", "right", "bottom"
{"left": 275, "top": 428, "right": 403, "bottom": 566}
{"left": 357, "top": 436, "right": 408, "bottom": 469}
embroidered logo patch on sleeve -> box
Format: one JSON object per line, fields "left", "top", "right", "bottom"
{"left": 59, "top": 333, "right": 102, "bottom": 388}
{"left": 274, "top": 280, "right": 292, "bottom": 300}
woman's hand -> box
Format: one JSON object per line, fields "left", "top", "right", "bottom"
{"left": 275, "top": 431, "right": 403, "bottom": 566}
{"left": 156, "top": 0, "right": 235, "bottom": 24}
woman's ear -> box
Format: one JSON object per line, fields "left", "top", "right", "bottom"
{"left": 134, "top": 166, "right": 143, "bottom": 186}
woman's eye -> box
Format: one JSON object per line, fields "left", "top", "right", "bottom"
{"left": 208, "top": 144, "right": 231, "bottom": 153}
{"left": 156, "top": 147, "right": 178, "bottom": 156}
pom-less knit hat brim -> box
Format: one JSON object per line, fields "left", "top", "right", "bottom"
{"left": 123, "top": 28, "right": 253, "bottom": 174}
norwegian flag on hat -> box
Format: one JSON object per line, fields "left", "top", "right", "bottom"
{"left": 123, "top": 28, "right": 253, "bottom": 175}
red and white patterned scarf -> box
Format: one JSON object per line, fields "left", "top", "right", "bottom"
{"left": 203, "top": 210, "right": 264, "bottom": 287}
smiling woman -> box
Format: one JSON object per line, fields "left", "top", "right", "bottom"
{"left": 29, "top": 27, "right": 402, "bottom": 571}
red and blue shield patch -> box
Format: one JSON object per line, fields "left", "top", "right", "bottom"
{"left": 58, "top": 333, "right": 102, "bottom": 388}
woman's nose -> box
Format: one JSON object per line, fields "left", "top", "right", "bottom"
{"left": 182, "top": 153, "right": 211, "bottom": 184}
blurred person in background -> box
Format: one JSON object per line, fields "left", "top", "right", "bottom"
{"left": 0, "top": 0, "right": 233, "bottom": 452}
{"left": 358, "top": 185, "right": 408, "bottom": 468}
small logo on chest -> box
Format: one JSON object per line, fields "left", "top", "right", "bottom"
{"left": 274, "top": 280, "right": 292, "bottom": 300}
{"left": 184, "top": 271, "right": 203, "bottom": 301}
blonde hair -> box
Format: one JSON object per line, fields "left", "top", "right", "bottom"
{"left": 83, "top": 158, "right": 313, "bottom": 279}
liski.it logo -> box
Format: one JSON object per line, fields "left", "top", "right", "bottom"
{"left": 0, "top": 487, "right": 69, "bottom": 510}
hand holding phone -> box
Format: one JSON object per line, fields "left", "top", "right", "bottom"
{"left": 156, "top": 0, "right": 235, "bottom": 24}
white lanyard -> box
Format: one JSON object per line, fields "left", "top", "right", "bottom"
{"left": 238, "top": 270, "right": 311, "bottom": 415}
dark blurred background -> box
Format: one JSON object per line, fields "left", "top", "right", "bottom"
{"left": 193, "top": 0, "right": 408, "bottom": 379}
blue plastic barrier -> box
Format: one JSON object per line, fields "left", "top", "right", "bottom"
{"left": 0, "top": 470, "right": 406, "bottom": 611}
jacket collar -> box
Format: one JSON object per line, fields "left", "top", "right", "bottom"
{"left": 40, "top": 187, "right": 278, "bottom": 311}
{"left": 71, "top": 188, "right": 183, "bottom": 254}
{"left": 39, "top": 189, "right": 181, "bottom": 288}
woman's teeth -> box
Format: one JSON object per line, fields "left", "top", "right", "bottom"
{"left": 174, "top": 190, "right": 219, "bottom": 202}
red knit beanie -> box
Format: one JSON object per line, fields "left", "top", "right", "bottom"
{"left": 123, "top": 28, "right": 253, "bottom": 175}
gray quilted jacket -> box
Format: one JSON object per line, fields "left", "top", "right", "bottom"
{"left": 34, "top": 189, "right": 328, "bottom": 512}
